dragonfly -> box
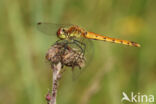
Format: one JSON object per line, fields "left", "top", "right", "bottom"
{"left": 37, "top": 22, "right": 141, "bottom": 79}
{"left": 37, "top": 22, "right": 141, "bottom": 51}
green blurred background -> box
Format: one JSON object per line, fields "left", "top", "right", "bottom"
{"left": 0, "top": 0, "right": 156, "bottom": 104}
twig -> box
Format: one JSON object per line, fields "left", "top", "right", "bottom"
{"left": 49, "top": 62, "right": 62, "bottom": 104}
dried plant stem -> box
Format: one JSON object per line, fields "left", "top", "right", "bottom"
{"left": 49, "top": 62, "right": 62, "bottom": 104}
{"left": 46, "top": 43, "right": 85, "bottom": 104}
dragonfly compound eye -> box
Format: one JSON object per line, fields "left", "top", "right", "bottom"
{"left": 62, "top": 29, "right": 66, "bottom": 32}
{"left": 57, "top": 28, "right": 66, "bottom": 39}
{"left": 60, "top": 28, "right": 66, "bottom": 35}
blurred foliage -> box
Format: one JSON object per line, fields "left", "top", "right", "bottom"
{"left": 0, "top": 0, "right": 156, "bottom": 104}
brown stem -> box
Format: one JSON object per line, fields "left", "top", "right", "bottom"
{"left": 49, "top": 62, "right": 62, "bottom": 104}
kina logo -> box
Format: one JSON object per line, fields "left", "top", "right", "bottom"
{"left": 121, "top": 92, "right": 154, "bottom": 103}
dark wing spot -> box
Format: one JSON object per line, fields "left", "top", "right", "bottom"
{"left": 37, "top": 22, "right": 42, "bottom": 25}
{"left": 127, "top": 42, "right": 130, "bottom": 45}
{"left": 120, "top": 41, "right": 123, "bottom": 43}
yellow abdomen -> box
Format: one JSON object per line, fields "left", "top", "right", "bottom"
{"left": 84, "top": 32, "right": 141, "bottom": 47}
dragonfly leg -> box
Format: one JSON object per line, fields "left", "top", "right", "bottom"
{"left": 55, "top": 39, "right": 85, "bottom": 54}
{"left": 72, "top": 41, "right": 84, "bottom": 53}
{"left": 56, "top": 40, "right": 62, "bottom": 43}
{"left": 56, "top": 40, "right": 68, "bottom": 44}
{"left": 73, "top": 40, "right": 86, "bottom": 54}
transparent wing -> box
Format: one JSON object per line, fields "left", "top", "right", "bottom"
{"left": 71, "top": 39, "right": 95, "bottom": 80}
{"left": 36, "top": 22, "right": 73, "bottom": 35}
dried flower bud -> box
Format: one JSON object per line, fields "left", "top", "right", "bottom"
{"left": 46, "top": 43, "right": 85, "bottom": 69}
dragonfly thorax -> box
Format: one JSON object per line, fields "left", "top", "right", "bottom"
{"left": 57, "top": 26, "right": 85, "bottom": 40}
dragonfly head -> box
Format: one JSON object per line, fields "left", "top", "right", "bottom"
{"left": 57, "top": 28, "right": 67, "bottom": 39}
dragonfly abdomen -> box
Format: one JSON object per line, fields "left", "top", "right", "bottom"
{"left": 84, "top": 32, "right": 141, "bottom": 47}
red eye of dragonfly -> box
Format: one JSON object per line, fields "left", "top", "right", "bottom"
{"left": 57, "top": 28, "right": 61, "bottom": 36}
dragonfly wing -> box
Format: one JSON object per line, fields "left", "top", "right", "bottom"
{"left": 82, "top": 39, "right": 94, "bottom": 69}
{"left": 71, "top": 39, "right": 95, "bottom": 80}
{"left": 37, "top": 22, "right": 73, "bottom": 35}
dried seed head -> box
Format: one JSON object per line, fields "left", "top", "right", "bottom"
{"left": 46, "top": 43, "right": 85, "bottom": 69}
{"left": 46, "top": 44, "right": 63, "bottom": 64}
